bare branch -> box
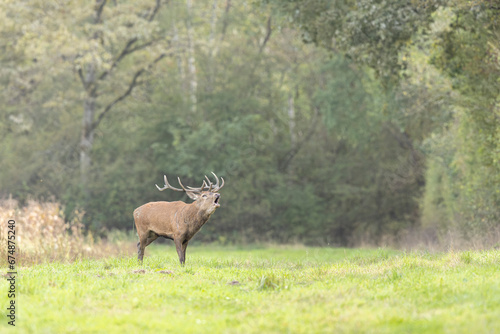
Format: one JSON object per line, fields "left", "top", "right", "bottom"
{"left": 78, "top": 68, "right": 86, "bottom": 88}
{"left": 99, "top": 37, "right": 162, "bottom": 81}
{"left": 148, "top": 0, "right": 162, "bottom": 22}
{"left": 126, "top": 39, "right": 159, "bottom": 55}
{"left": 92, "top": 68, "right": 146, "bottom": 129}
{"left": 98, "top": 1, "right": 165, "bottom": 81}
{"left": 92, "top": 53, "right": 168, "bottom": 131}
{"left": 98, "top": 36, "right": 165, "bottom": 81}
{"left": 99, "top": 37, "right": 138, "bottom": 81}
{"left": 220, "top": 0, "right": 231, "bottom": 42}
{"left": 94, "top": 0, "right": 107, "bottom": 24}
{"left": 279, "top": 106, "right": 320, "bottom": 172}
{"left": 244, "top": 15, "right": 273, "bottom": 98}
{"left": 115, "top": 38, "right": 139, "bottom": 63}
{"left": 258, "top": 16, "right": 273, "bottom": 55}
{"left": 92, "top": 69, "right": 143, "bottom": 130}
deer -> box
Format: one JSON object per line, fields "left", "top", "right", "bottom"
{"left": 133, "top": 172, "right": 224, "bottom": 265}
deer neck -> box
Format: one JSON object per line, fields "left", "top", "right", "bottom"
{"left": 185, "top": 202, "right": 213, "bottom": 231}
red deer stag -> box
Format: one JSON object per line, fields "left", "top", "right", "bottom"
{"left": 134, "top": 172, "right": 224, "bottom": 264}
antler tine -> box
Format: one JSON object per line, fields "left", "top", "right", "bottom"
{"left": 177, "top": 177, "right": 190, "bottom": 192}
{"left": 155, "top": 176, "right": 165, "bottom": 191}
{"left": 211, "top": 172, "right": 225, "bottom": 192}
{"left": 218, "top": 177, "right": 225, "bottom": 191}
{"left": 157, "top": 174, "right": 223, "bottom": 193}
{"left": 204, "top": 175, "right": 213, "bottom": 191}
{"left": 156, "top": 175, "right": 184, "bottom": 192}
{"left": 186, "top": 180, "right": 207, "bottom": 192}
{"left": 165, "top": 175, "right": 184, "bottom": 191}
{"left": 211, "top": 171, "right": 220, "bottom": 189}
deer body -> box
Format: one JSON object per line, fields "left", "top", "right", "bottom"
{"left": 134, "top": 173, "right": 224, "bottom": 264}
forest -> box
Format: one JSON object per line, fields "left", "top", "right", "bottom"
{"left": 1, "top": 0, "right": 499, "bottom": 248}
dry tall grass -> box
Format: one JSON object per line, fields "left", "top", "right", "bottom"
{"left": 0, "top": 198, "right": 121, "bottom": 265}
{"left": 349, "top": 223, "right": 500, "bottom": 251}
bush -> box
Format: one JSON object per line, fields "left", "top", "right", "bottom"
{"left": 0, "top": 198, "right": 120, "bottom": 265}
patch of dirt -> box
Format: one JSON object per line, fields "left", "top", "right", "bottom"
{"left": 158, "top": 270, "right": 174, "bottom": 274}
{"left": 132, "top": 269, "right": 146, "bottom": 274}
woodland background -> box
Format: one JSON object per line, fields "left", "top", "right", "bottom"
{"left": 1, "top": 0, "right": 499, "bottom": 247}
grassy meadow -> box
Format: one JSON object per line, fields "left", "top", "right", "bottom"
{"left": 1, "top": 244, "right": 499, "bottom": 333}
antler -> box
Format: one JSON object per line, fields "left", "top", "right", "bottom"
{"left": 204, "top": 172, "right": 225, "bottom": 192}
{"left": 156, "top": 173, "right": 224, "bottom": 193}
{"left": 156, "top": 175, "right": 206, "bottom": 193}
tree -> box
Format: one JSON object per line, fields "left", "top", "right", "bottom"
{"left": 426, "top": 2, "right": 500, "bottom": 235}
{"left": 268, "top": 0, "right": 443, "bottom": 83}
{"left": 0, "top": 0, "right": 170, "bottom": 199}
{"left": 4, "top": 0, "right": 498, "bottom": 246}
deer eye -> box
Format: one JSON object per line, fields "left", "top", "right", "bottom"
{"left": 202, "top": 194, "right": 207, "bottom": 198}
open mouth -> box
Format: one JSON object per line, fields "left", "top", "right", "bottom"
{"left": 214, "top": 196, "right": 220, "bottom": 207}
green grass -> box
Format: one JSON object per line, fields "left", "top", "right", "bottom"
{"left": 2, "top": 245, "right": 499, "bottom": 333}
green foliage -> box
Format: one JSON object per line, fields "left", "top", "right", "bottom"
{"left": 1, "top": 0, "right": 499, "bottom": 245}
{"left": 421, "top": 3, "right": 500, "bottom": 235}
{"left": 313, "top": 57, "right": 375, "bottom": 143}
{"left": 272, "top": 0, "right": 500, "bottom": 242}
{"left": 269, "top": 0, "right": 443, "bottom": 83}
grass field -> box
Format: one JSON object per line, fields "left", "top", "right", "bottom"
{"left": 1, "top": 245, "right": 499, "bottom": 333}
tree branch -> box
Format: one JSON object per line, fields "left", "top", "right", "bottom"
{"left": 126, "top": 39, "right": 159, "bottom": 55}
{"left": 94, "top": 0, "right": 107, "bottom": 24}
{"left": 246, "top": 15, "right": 273, "bottom": 97}
{"left": 115, "top": 38, "right": 138, "bottom": 63}
{"left": 148, "top": 0, "right": 162, "bottom": 22}
{"left": 93, "top": 70, "right": 143, "bottom": 130}
{"left": 279, "top": 106, "right": 320, "bottom": 172}
{"left": 258, "top": 15, "right": 272, "bottom": 55}
{"left": 99, "top": 37, "right": 138, "bottom": 81}
{"left": 220, "top": 0, "right": 231, "bottom": 42}
{"left": 92, "top": 53, "right": 168, "bottom": 131}
{"left": 98, "top": 0, "right": 165, "bottom": 81}
{"left": 384, "top": 122, "right": 413, "bottom": 151}
{"left": 78, "top": 68, "right": 86, "bottom": 88}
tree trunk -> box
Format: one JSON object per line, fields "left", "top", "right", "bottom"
{"left": 208, "top": 0, "right": 218, "bottom": 89}
{"left": 80, "top": 63, "right": 97, "bottom": 197}
{"left": 210, "top": 0, "right": 217, "bottom": 47}
{"left": 288, "top": 90, "right": 296, "bottom": 149}
{"left": 286, "top": 88, "right": 296, "bottom": 180}
{"left": 76, "top": 0, "right": 166, "bottom": 201}
{"left": 79, "top": 1, "right": 103, "bottom": 197}
{"left": 186, "top": 0, "right": 197, "bottom": 114}
{"left": 172, "top": 22, "right": 186, "bottom": 89}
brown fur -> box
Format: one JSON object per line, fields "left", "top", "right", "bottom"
{"left": 134, "top": 191, "right": 221, "bottom": 264}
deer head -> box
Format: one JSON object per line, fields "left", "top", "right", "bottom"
{"left": 155, "top": 172, "right": 225, "bottom": 215}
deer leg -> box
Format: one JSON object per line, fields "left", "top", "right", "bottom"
{"left": 182, "top": 240, "right": 189, "bottom": 264}
{"left": 137, "top": 234, "right": 148, "bottom": 262}
{"left": 144, "top": 233, "right": 159, "bottom": 247}
{"left": 174, "top": 239, "right": 185, "bottom": 265}
{"left": 138, "top": 232, "right": 158, "bottom": 262}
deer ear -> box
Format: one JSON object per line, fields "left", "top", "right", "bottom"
{"left": 186, "top": 192, "right": 199, "bottom": 200}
